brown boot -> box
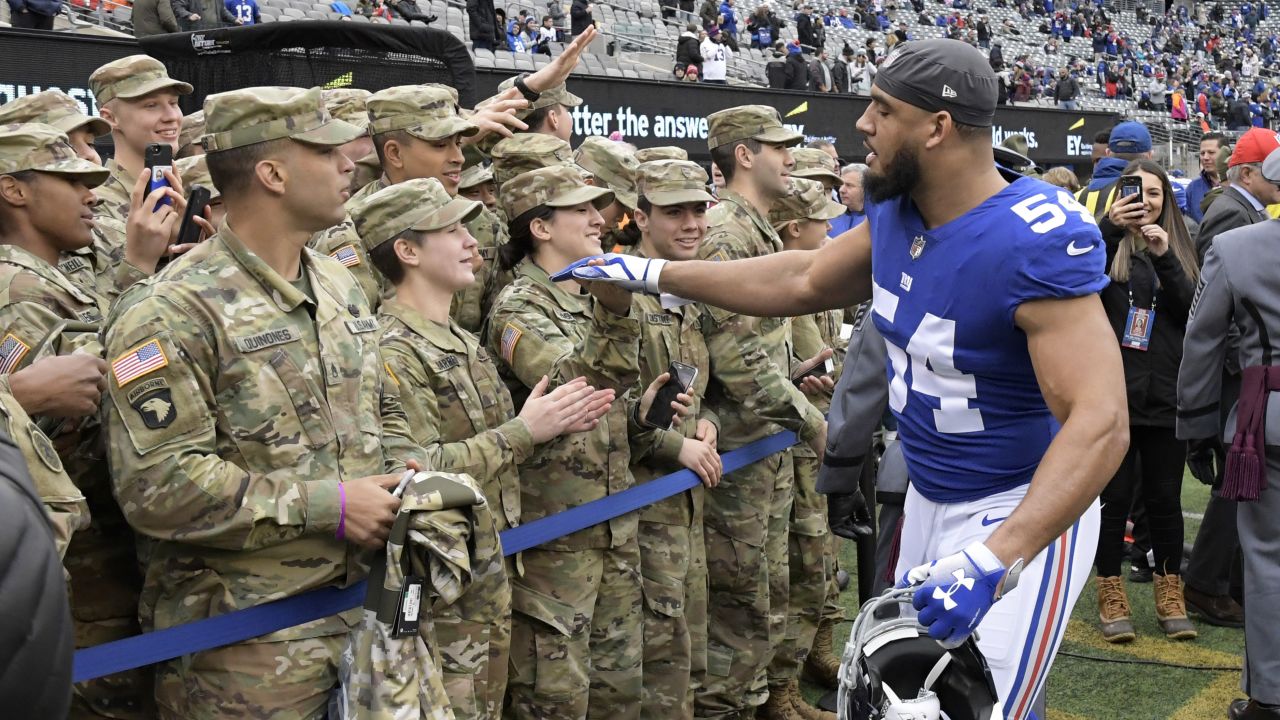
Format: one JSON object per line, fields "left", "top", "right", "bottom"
{"left": 760, "top": 683, "right": 804, "bottom": 720}
{"left": 1096, "top": 576, "right": 1136, "bottom": 643}
{"left": 1154, "top": 573, "right": 1198, "bottom": 640}
{"left": 802, "top": 618, "right": 842, "bottom": 689}
{"left": 787, "top": 679, "right": 837, "bottom": 720}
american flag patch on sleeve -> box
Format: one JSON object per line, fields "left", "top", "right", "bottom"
{"left": 331, "top": 245, "right": 361, "bottom": 268}
{"left": 0, "top": 334, "right": 30, "bottom": 374}
{"left": 113, "top": 339, "right": 169, "bottom": 387}
{"left": 500, "top": 323, "right": 522, "bottom": 364}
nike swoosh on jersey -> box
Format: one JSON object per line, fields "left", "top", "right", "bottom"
{"left": 980, "top": 514, "right": 1008, "bottom": 526}
{"left": 1066, "top": 240, "right": 1093, "bottom": 256}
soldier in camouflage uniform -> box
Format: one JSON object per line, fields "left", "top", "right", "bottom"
{"left": 574, "top": 137, "right": 640, "bottom": 251}
{"left": 322, "top": 88, "right": 380, "bottom": 194}
{"left": 490, "top": 132, "right": 576, "bottom": 192}
{"left": 787, "top": 148, "right": 842, "bottom": 192}
{"left": 0, "top": 122, "right": 172, "bottom": 720}
{"left": 491, "top": 78, "right": 581, "bottom": 144}
{"left": 763, "top": 178, "right": 849, "bottom": 720}
{"left": 103, "top": 86, "right": 425, "bottom": 720}
{"left": 633, "top": 146, "right": 689, "bottom": 163}
{"left": 177, "top": 110, "right": 205, "bottom": 159}
{"left": 0, "top": 89, "right": 110, "bottom": 165}
{"left": 694, "top": 105, "right": 827, "bottom": 720}
{"left": 176, "top": 154, "right": 225, "bottom": 228}
{"left": 627, "top": 160, "right": 721, "bottom": 720}
{"left": 458, "top": 147, "right": 497, "bottom": 211}
{"left": 487, "top": 164, "right": 655, "bottom": 720}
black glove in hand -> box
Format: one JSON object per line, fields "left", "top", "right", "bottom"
{"left": 828, "top": 490, "right": 873, "bottom": 540}
{"left": 1187, "top": 437, "right": 1224, "bottom": 487}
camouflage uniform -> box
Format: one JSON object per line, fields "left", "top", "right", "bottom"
{"left": 787, "top": 148, "right": 842, "bottom": 189}
{"left": 351, "top": 179, "right": 516, "bottom": 719}
{"left": 633, "top": 146, "right": 689, "bottom": 163}
{"left": 475, "top": 80, "right": 582, "bottom": 155}
{"left": 175, "top": 154, "right": 220, "bottom": 200}
{"left": 627, "top": 161, "right": 717, "bottom": 720}
{"left": 102, "top": 87, "right": 423, "bottom": 720}
{"left": 322, "top": 88, "right": 380, "bottom": 194}
{"left": 694, "top": 106, "right": 824, "bottom": 719}
{"left": 0, "top": 123, "right": 152, "bottom": 720}
{"left": 177, "top": 110, "right": 205, "bottom": 157}
{"left": 574, "top": 137, "right": 640, "bottom": 252}
{"left": 764, "top": 179, "right": 847, "bottom": 696}
{"left": 487, "top": 165, "right": 645, "bottom": 720}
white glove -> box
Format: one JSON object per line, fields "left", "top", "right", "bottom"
{"left": 549, "top": 253, "right": 666, "bottom": 294}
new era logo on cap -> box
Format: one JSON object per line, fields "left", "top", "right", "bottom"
{"left": 942, "top": 84, "right": 958, "bottom": 98}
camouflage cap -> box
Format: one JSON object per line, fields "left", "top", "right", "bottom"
{"left": 1217, "top": 144, "right": 1233, "bottom": 178}
{"left": 490, "top": 133, "right": 574, "bottom": 188}
{"left": 202, "top": 86, "right": 364, "bottom": 152}
{"left": 89, "top": 54, "right": 193, "bottom": 106}
{"left": 501, "top": 164, "right": 614, "bottom": 221}
{"left": 458, "top": 163, "right": 494, "bottom": 189}
{"left": 322, "top": 88, "right": 373, "bottom": 133}
{"left": 176, "top": 155, "right": 221, "bottom": 201}
{"left": 495, "top": 78, "right": 583, "bottom": 119}
{"left": 0, "top": 123, "right": 110, "bottom": 187}
{"left": 0, "top": 90, "right": 110, "bottom": 138}
{"left": 423, "top": 83, "right": 460, "bottom": 107}
{"left": 366, "top": 85, "right": 478, "bottom": 141}
{"left": 574, "top": 136, "right": 639, "bottom": 209}
{"left": 178, "top": 110, "right": 205, "bottom": 153}
{"left": 769, "top": 177, "right": 845, "bottom": 226}
{"left": 637, "top": 159, "right": 714, "bottom": 206}
{"left": 349, "top": 177, "right": 483, "bottom": 251}
{"left": 706, "top": 104, "right": 803, "bottom": 150}
{"left": 634, "top": 145, "right": 689, "bottom": 163}
{"left": 789, "top": 147, "right": 841, "bottom": 185}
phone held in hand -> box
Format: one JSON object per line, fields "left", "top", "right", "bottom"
{"left": 144, "top": 143, "right": 174, "bottom": 211}
{"left": 176, "top": 185, "right": 212, "bottom": 247}
{"left": 1118, "top": 175, "right": 1143, "bottom": 199}
{"left": 793, "top": 356, "right": 835, "bottom": 387}
{"left": 644, "top": 361, "right": 698, "bottom": 429}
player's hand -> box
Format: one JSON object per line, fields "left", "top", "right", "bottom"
{"left": 1140, "top": 223, "right": 1169, "bottom": 256}
{"left": 897, "top": 541, "right": 1008, "bottom": 648}
{"left": 1187, "top": 437, "right": 1225, "bottom": 486}
{"left": 341, "top": 473, "right": 403, "bottom": 549}
{"left": 9, "top": 354, "right": 108, "bottom": 419}
{"left": 1107, "top": 191, "right": 1146, "bottom": 229}
{"left": 551, "top": 253, "right": 666, "bottom": 294}
{"left": 828, "top": 489, "right": 874, "bottom": 539}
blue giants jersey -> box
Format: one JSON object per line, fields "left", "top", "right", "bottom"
{"left": 865, "top": 175, "right": 1108, "bottom": 503}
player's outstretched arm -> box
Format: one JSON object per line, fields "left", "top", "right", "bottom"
{"left": 660, "top": 220, "right": 873, "bottom": 317}
{"left": 988, "top": 293, "right": 1129, "bottom": 568}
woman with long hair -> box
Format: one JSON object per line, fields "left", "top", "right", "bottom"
{"left": 1094, "top": 159, "right": 1200, "bottom": 643}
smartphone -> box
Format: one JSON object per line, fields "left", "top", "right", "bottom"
{"left": 144, "top": 143, "right": 174, "bottom": 211}
{"left": 793, "top": 356, "right": 835, "bottom": 386}
{"left": 1118, "top": 175, "right": 1143, "bottom": 199}
{"left": 176, "top": 185, "right": 211, "bottom": 247}
{"left": 644, "top": 361, "right": 699, "bottom": 429}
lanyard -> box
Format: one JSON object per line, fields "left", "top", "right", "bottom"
{"left": 1126, "top": 264, "right": 1158, "bottom": 311}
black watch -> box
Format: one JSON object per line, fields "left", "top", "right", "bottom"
{"left": 513, "top": 73, "right": 541, "bottom": 103}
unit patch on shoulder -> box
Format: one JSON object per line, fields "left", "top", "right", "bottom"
{"left": 127, "top": 379, "right": 176, "bottom": 429}
{"left": 27, "top": 422, "right": 63, "bottom": 472}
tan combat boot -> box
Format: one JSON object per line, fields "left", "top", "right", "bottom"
{"left": 1096, "top": 576, "right": 1136, "bottom": 643}
{"left": 760, "top": 682, "right": 805, "bottom": 720}
{"left": 787, "top": 679, "right": 837, "bottom": 720}
{"left": 802, "top": 618, "right": 842, "bottom": 689}
{"left": 1154, "top": 573, "right": 1198, "bottom": 640}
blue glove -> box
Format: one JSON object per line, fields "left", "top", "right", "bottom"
{"left": 549, "top": 253, "right": 666, "bottom": 294}
{"left": 898, "top": 542, "right": 1008, "bottom": 648}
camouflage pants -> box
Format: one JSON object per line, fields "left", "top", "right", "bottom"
{"left": 506, "top": 541, "right": 643, "bottom": 720}
{"left": 822, "top": 535, "right": 845, "bottom": 624}
{"left": 155, "top": 635, "right": 343, "bottom": 720}
{"left": 70, "top": 615, "right": 156, "bottom": 720}
{"left": 695, "top": 451, "right": 793, "bottom": 719}
{"left": 638, "top": 515, "right": 708, "bottom": 720}
{"left": 434, "top": 560, "right": 513, "bottom": 720}
{"left": 768, "top": 455, "right": 832, "bottom": 683}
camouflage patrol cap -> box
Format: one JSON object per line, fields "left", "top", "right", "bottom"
{"left": 769, "top": 177, "right": 845, "bottom": 227}
{"left": 1217, "top": 144, "right": 1233, "bottom": 178}
{"left": 495, "top": 78, "right": 583, "bottom": 119}
{"left": 458, "top": 143, "right": 493, "bottom": 189}
{"left": 422, "top": 83, "right": 460, "bottom": 107}
{"left": 322, "top": 88, "right": 373, "bottom": 133}
{"left": 574, "top": 136, "right": 639, "bottom": 209}
{"left": 0, "top": 90, "right": 110, "bottom": 138}
{"left": 706, "top": 105, "right": 803, "bottom": 150}
{"left": 89, "top": 54, "right": 193, "bottom": 105}
{"left": 789, "top": 147, "right": 841, "bottom": 185}
{"left": 176, "top": 155, "right": 221, "bottom": 201}
{"left": 366, "top": 85, "right": 478, "bottom": 141}
{"left": 501, "top": 164, "right": 614, "bottom": 221}
{"left": 634, "top": 146, "right": 689, "bottom": 163}
{"left": 0, "top": 123, "right": 110, "bottom": 187}
{"left": 637, "top": 159, "right": 713, "bottom": 206}
{"left": 202, "top": 86, "right": 363, "bottom": 152}
{"left": 349, "top": 177, "right": 483, "bottom": 251}
{"left": 490, "top": 133, "right": 574, "bottom": 188}
{"left": 178, "top": 110, "right": 205, "bottom": 154}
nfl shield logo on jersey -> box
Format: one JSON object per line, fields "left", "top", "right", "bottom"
{"left": 909, "top": 235, "right": 927, "bottom": 260}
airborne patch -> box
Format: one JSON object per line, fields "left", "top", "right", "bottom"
{"left": 130, "top": 387, "right": 176, "bottom": 429}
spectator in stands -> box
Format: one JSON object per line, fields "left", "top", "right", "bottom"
{"left": 697, "top": 0, "right": 717, "bottom": 31}
{"left": 831, "top": 45, "right": 853, "bottom": 93}
{"left": 700, "top": 27, "right": 729, "bottom": 84}
{"left": 809, "top": 49, "right": 834, "bottom": 93}
{"left": 174, "top": 0, "right": 236, "bottom": 29}
{"left": 764, "top": 41, "right": 786, "bottom": 88}
{"left": 851, "top": 50, "right": 874, "bottom": 95}
{"left": 387, "top": 0, "right": 434, "bottom": 23}
{"left": 976, "top": 13, "right": 991, "bottom": 47}
{"left": 1229, "top": 93, "right": 1254, "bottom": 130}
{"left": 675, "top": 24, "right": 704, "bottom": 80}
{"left": 783, "top": 41, "right": 809, "bottom": 90}
{"left": 131, "top": 0, "right": 181, "bottom": 35}
{"left": 1055, "top": 67, "right": 1081, "bottom": 110}
{"left": 536, "top": 15, "right": 558, "bottom": 49}
{"left": 1185, "top": 132, "right": 1227, "bottom": 223}
{"left": 1079, "top": 121, "right": 1153, "bottom": 216}
{"left": 718, "top": 0, "right": 738, "bottom": 50}
{"left": 469, "top": 0, "right": 500, "bottom": 50}
{"left": 7, "top": 0, "right": 59, "bottom": 29}
{"left": 546, "top": 0, "right": 564, "bottom": 30}
{"left": 835, "top": 7, "right": 854, "bottom": 29}
{"left": 570, "top": 0, "right": 593, "bottom": 36}
{"left": 796, "top": 4, "right": 818, "bottom": 50}
{"left": 330, "top": 0, "right": 353, "bottom": 17}
{"left": 225, "top": 0, "right": 259, "bottom": 25}
{"left": 828, "top": 163, "right": 865, "bottom": 236}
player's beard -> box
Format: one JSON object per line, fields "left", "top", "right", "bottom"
{"left": 865, "top": 144, "right": 922, "bottom": 203}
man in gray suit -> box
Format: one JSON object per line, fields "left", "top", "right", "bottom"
{"left": 1182, "top": 129, "right": 1280, "bottom": 628}
{"left": 1179, "top": 147, "right": 1280, "bottom": 720}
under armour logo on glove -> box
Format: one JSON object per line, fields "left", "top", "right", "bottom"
{"left": 550, "top": 253, "right": 667, "bottom": 294}
{"left": 898, "top": 542, "right": 1007, "bottom": 648}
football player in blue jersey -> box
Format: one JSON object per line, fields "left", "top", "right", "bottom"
{"left": 552, "top": 38, "right": 1129, "bottom": 720}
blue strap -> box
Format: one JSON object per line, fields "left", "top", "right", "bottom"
{"left": 73, "top": 430, "right": 799, "bottom": 683}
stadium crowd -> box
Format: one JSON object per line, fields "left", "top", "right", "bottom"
{"left": 0, "top": 8, "right": 1278, "bottom": 720}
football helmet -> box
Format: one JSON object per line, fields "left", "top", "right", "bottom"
{"left": 838, "top": 587, "right": 1002, "bottom": 720}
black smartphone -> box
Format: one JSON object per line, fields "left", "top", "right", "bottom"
{"left": 1118, "top": 175, "right": 1143, "bottom": 200}
{"left": 144, "top": 143, "right": 174, "bottom": 211}
{"left": 644, "top": 361, "right": 699, "bottom": 429}
{"left": 176, "top": 185, "right": 211, "bottom": 247}
{"left": 793, "top": 356, "right": 835, "bottom": 386}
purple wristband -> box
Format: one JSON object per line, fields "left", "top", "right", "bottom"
{"left": 336, "top": 482, "right": 347, "bottom": 540}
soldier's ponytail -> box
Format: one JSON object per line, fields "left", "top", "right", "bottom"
{"left": 501, "top": 205, "right": 556, "bottom": 271}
